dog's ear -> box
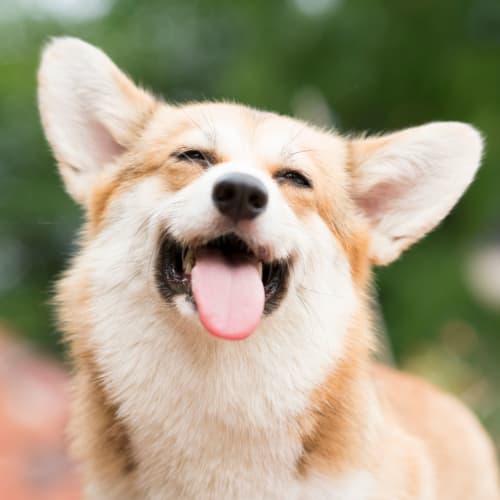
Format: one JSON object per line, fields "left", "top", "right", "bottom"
{"left": 38, "top": 37, "right": 157, "bottom": 206}
{"left": 350, "top": 122, "right": 483, "bottom": 265}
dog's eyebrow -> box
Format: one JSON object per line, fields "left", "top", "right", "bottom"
{"left": 282, "top": 148, "right": 318, "bottom": 164}
{"left": 198, "top": 110, "right": 218, "bottom": 149}
{"left": 179, "top": 109, "right": 217, "bottom": 149}
{"left": 280, "top": 125, "right": 312, "bottom": 164}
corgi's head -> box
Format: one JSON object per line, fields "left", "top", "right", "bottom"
{"left": 38, "top": 38, "right": 482, "bottom": 352}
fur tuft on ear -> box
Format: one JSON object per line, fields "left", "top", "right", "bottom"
{"left": 38, "top": 37, "right": 157, "bottom": 205}
{"left": 350, "top": 122, "right": 484, "bottom": 265}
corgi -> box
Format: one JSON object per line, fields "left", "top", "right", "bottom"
{"left": 37, "top": 37, "right": 498, "bottom": 500}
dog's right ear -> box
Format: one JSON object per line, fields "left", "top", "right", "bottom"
{"left": 38, "top": 37, "right": 157, "bottom": 206}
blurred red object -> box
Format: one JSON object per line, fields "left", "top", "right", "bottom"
{"left": 0, "top": 331, "right": 81, "bottom": 500}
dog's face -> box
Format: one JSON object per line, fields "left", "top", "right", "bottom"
{"left": 38, "top": 39, "right": 483, "bottom": 352}
{"left": 126, "top": 103, "right": 360, "bottom": 340}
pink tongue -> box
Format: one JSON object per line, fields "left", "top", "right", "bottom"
{"left": 191, "top": 249, "right": 265, "bottom": 340}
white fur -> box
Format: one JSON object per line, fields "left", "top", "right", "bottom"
{"left": 302, "top": 471, "right": 375, "bottom": 500}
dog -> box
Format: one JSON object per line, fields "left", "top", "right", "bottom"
{"left": 37, "top": 37, "right": 498, "bottom": 499}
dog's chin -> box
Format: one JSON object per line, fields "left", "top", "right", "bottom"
{"left": 155, "top": 232, "right": 291, "bottom": 330}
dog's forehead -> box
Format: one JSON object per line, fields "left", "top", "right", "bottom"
{"left": 150, "top": 102, "right": 339, "bottom": 170}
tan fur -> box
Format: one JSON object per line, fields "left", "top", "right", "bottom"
{"left": 297, "top": 310, "right": 375, "bottom": 476}
{"left": 38, "top": 39, "right": 498, "bottom": 500}
{"left": 55, "top": 266, "right": 137, "bottom": 493}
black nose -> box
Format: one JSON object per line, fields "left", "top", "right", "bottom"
{"left": 212, "top": 173, "right": 268, "bottom": 221}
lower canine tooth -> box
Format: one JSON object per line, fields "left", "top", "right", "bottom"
{"left": 257, "top": 262, "right": 263, "bottom": 278}
{"left": 184, "top": 250, "right": 195, "bottom": 274}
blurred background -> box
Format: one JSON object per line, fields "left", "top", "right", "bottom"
{"left": 0, "top": 0, "right": 499, "bottom": 497}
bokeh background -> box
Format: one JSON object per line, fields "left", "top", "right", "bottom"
{"left": 1, "top": 0, "right": 500, "bottom": 495}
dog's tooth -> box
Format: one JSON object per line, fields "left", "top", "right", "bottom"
{"left": 257, "top": 262, "right": 263, "bottom": 279}
{"left": 184, "top": 249, "right": 195, "bottom": 274}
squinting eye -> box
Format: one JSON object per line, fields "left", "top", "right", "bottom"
{"left": 275, "top": 169, "right": 313, "bottom": 188}
{"left": 175, "top": 149, "right": 213, "bottom": 167}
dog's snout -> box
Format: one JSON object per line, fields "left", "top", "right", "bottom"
{"left": 212, "top": 173, "right": 268, "bottom": 221}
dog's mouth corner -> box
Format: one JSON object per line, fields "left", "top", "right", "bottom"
{"left": 156, "top": 233, "right": 290, "bottom": 338}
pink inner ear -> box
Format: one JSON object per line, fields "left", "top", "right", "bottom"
{"left": 88, "top": 116, "right": 125, "bottom": 166}
{"left": 355, "top": 178, "right": 417, "bottom": 226}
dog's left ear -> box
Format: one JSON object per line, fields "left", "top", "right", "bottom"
{"left": 350, "top": 122, "right": 483, "bottom": 265}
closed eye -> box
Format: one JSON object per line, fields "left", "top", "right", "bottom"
{"left": 274, "top": 169, "right": 313, "bottom": 188}
{"left": 173, "top": 149, "right": 215, "bottom": 168}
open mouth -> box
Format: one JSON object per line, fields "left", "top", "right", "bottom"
{"left": 156, "top": 233, "right": 290, "bottom": 339}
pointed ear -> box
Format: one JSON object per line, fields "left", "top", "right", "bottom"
{"left": 350, "top": 122, "right": 483, "bottom": 265}
{"left": 38, "top": 37, "right": 157, "bottom": 206}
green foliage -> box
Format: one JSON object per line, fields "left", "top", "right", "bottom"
{"left": 1, "top": 0, "right": 499, "bottom": 442}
